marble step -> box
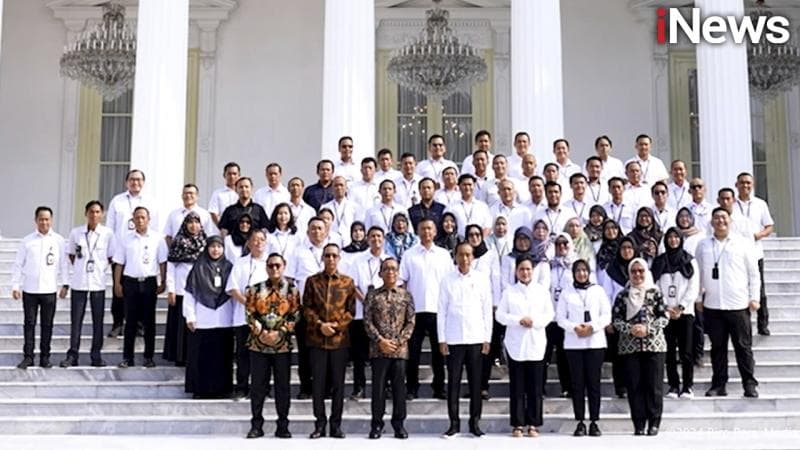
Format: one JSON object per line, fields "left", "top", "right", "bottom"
{"left": 763, "top": 269, "right": 800, "bottom": 282}
{"left": 0, "top": 336, "right": 166, "bottom": 351}
{"left": 0, "top": 295, "right": 162, "bottom": 308}
{"left": 765, "top": 258, "right": 800, "bottom": 269}
{"left": 0, "top": 323, "right": 167, "bottom": 335}
{"left": 765, "top": 293, "right": 800, "bottom": 306}
{"left": 0, "top": 308, "right": 168, "bottom": 324}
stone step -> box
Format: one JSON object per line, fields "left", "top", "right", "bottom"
{"left": 0, "top": 336, "right": 166, "bottom": 352}
{"left": 765, "top": 258, "right": 800, "bottom": 269}
{"left": 761, "top": 281, "right": 800, "bottom": 293}
{"left": 0, "top": 323, "right": 167, "bottom": 335}
{"left": 764, "top": 269, "right": 800, "bottom": 282}
{"left": 765, "top": 293, "right": 800, "bottom": 306}
{"left": 0, "top": 309, "right": 168, "bottom": 324}
{"left": 746, "top": 306, "right": 800, "bottom": 320}
{"left": 764, "top": 250, "right": 800, "bottom": 259}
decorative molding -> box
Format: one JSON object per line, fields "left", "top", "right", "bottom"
{"left": 377, "top": 18, "right": 495, "bottom": 49}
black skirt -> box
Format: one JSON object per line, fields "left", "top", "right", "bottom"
{"left": 163, "top": 295, "right": 188, "bottom": 364}
{"left": 185, "top": 327, "right": 235, "bottom": 397}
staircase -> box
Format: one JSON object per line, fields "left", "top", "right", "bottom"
{"left": 0, "top": 237, "right": 798, "bottom": 435}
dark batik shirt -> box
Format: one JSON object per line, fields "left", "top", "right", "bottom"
{"left": 612, "top": 287, "right": 669, "bottom": 355}
{"left": 245, "top": 277, "right": 300, "bottom": 354}
{"left": 302, "top": 271, "right": 356, "bottom": 349}
{"left": 363, "top": 285, "right": 415, "bottom": 359}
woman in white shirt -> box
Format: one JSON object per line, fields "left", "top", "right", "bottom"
{"left": 164, "top": 213, "right": 206, "bottom": 366}
{"left": 224, "top": 213, "right": 253, "bottom": 263}
{"left": 267, "top": 203, "right": 300, "bottom": 260}
{"left": 651, "top": 227, "right": 700, "bottom": 399}
{"left": 557, "top": 259, "right": 611, "bottom": 437}
{"left": 495, "top": 255, "right": 554, "bottom": 438}
{"left": 485, "top": 215, "right": 512, "bottom": 264}
{"left": 545, "top": 232, "right": 576, "bottom": 397}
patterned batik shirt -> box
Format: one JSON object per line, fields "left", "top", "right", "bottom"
{"left": 302, "top": 271, "right": 357, "bottom": 349}
{"left": 245, "top": 277, "right": 301, "bottom": 354}
{"left": 363, "top": 285, "right": 415, "bottom": 359}
{"left": 612, "top": 287, "right": 669, "bottom": 355}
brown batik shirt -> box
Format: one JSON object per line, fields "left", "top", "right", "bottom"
{"left": 363, "top": 285, "right": 415, "bottom": 359}
{"left": 302, "top": 271, "right": 356, "bottom": 349}
{"left": 245, "top": 277, "right": 301, "bottom": 354}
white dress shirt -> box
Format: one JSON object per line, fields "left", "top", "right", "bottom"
{"left": 223, "top": 235, "right": 244, "bottom": 264}
{"left": 623, "top": 183, "right": 653, "bottom": 211}
{"left": 472, "top": 251, "right": 502, "bottom": 306}
{"left": 735, "top": 197, "right": 774, "bottom": 260}
{"left": 689, "top": 200, "right": 713, "bottom": 234}
{"left": 351, "top": 250, "right": 389, "bottom": 320}
{"left": 166, "top": 261, "right": 193, "bottom": 296}
{"left": 495, "top": 281, "right": 554, "bottom": 361}
{"left": 112, "top": 229, "right": 168, "bottom": 278}
{"left": 604, "top": 201, "right": 636, "bottom": 235}
{"left": 268, "top": 230, "right": 300, "bottom": 260}
{"left": 556, "top": 160, "right": 582, "bottom": 184}
{"left": 364, "top": 202, "right": 408, "bottom": 234}
{"left": 208, "top": 186, "right": 239, "bottom": 218}
{"left": 585, "top": 180, "right": 610, "bottom": 208}
{"left": 599, "top": 156, "right": 626, "bottom": 181}
{"left": 285, "top": 243, "right": 324, "bottom": 295}
{"left": 67, "top": 225, "right": 115, "bottom": 292}
{"left": 375, "top": 168, "right": 402, "bottom": 184}
{"left": 394, "top": 174, "right": 423, "bottom": 208}
{"left": 288, "top": 200, "right": 315, "bottom": 236}
{"left": 399, "top": 243, "right": 453, "bottom": 313}
{"left": 655, "top": 260, "right": 700, "bottom": 313}
{"left": 445, "top": 198, "right": 493, "bottom": 238}
{"left": 253, "top": 184, "right": 290, "bottom": 217}
{"left": 183, "top": 290, "right": 236, "bottom": 329}
{"left": 500, "top": 256, "right": 550, "bottom": 293}
{"left": 696, "top": 235, "right": 760, "bottom": 310}
{"left": 507, "top": 153, "right": 527, "bottom": 181}
{"left": 556, "top": 285, "right": 611, "bottom": 350}
{"left": 489, "top": 202, "right": 533, "bottom": 237}
{"left": 533, "top": 207, "right": 579, "bottom": 237}
{"left": 563, "top": 198, "right": 591, "bottom": 226}
{"left": 12, "top": 230, "right": 68, "bottom": 294}
{"left": 460, "top": 151, "right": 494, "bottom": 176}
{"left": 651, "top": 205, "right": 677, "bottom": 232}
{"left": 163, "top": 205, "right": 216, "bottom": 238}
{"left": 667, "top": 181, "right": 692, "bottom": 211}
{"left": 348, "top": 179, "right": 380, "bottom": 212}
{"left": 416, "top": 158, "right": 458, "bottom": 186}
{"left": 626, "top": 155, "right": 669, "bottom": 185}
{"left": 225, "top": 253, "right": 266, "bottom": 327}
{"left": 107, "top": 191, "right": 159, "bottom": 236}
{"left": 334, "top": 160, "right": 360, "bottom": 185}
{"left": 481, "top": 177, "right": 526, "bottom": 207}
{"left": 437, "top": 269, "right": 493, "bottom": 345}
{"left": 434, "top": 187, "right": 460, "bottom": 207}
{"left": 550, "top": 263, "right": 574, "bottom": 313}
{"left": 321, "top": 198, "right": 364, "bottom": 245}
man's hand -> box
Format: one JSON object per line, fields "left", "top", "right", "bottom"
{"left": 187, "top": 321, "right": 196, "bottom": 332}
{"left": 519, "top": 316, "right": 533, "bottom": 328}
{"left": 114, "top": 285, "right": 123, "bottom": 299}
{"left": 167, "top": 292, "right": 176, "bottom": 306}
{"left": 749, "top": 300, "right": 760, "bottom": 312}
{"left": 378, "top": 338, "right": 398, "bottom": 354}
{"left": 695, "top": 301, "right": 704, "bottom": 313}
{"left": 439, "top": 343, "right": 449, "bottom": 356}
{"left": 605, "top": 324, "right": 615, "bottom": 334}
{"left": 631, "top": 324, "right": 648, "bottom": 338}
{"left": 320, "top": 322, "right": 337, "bottom": 337}
{"left": 481, "top": 342, "right": 490, "bottom": 355}
{"left": 58, "top": 287, "right": 68, "bottom": 299}
{"left": 11, "top": 290, "right": 21, "bottom": 300}
{"left": 263, "top": 330, "right": 280, "bottom": 346}
{"left": 156, "top": 283, "right": 166, "bottom": 295}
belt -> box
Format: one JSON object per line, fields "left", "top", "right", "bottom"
{"left": 123, "top": 275, "right": 156, "bottom": 283}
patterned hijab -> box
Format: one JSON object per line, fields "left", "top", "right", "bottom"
{"left": 167, "top": 212, "right": 206, "bottom": 263}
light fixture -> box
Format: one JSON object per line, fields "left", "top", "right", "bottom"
{"left": 747, "top": 0, "right": 800, "bottom": 99}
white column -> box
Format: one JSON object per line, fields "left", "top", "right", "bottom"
{"left": 695, "top": 0, "right": 753, "bottom": 195}
{"left": 321, "top": 0, "right": 374, "bottom": 162}
{"left": 511, "top": 0, "right": 564, "bottom": 166}
{"left": 130, "top": 0, "right": 190, "bottom": 225}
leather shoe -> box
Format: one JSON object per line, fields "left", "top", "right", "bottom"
{"left": 394, "top": 426, "right": 408, "bottom": 439}
{"left": 17, "top": 357, "right": 34, "bottom": 370}
{"left": 39, "top": 357, "right": 52, "bottom": 369}
{"left": 634, "top": 428, "right": 646, "bottom": 436}
{"left": 469, "top": 424, "right": 485, "bottom": 437}
{"left": 309, "top": 427, "right": 325, "bottom": 439}
{"left": 647, "top": 425, "right": 659, "bottom": 436}
{"left": 329, "top": 428, "right": 345, "bottom": 438}
{"left": 118, "top": 360, "right": 133, "bottom": 368}
{"left": 60, "top": 357, "right": 77, "bottom": 368}
{"left": 573, "top": 421, "right": 586, "bottom": 437}
{"left": 369, "top": 428, "right": 382, "bottom": 439}
{"left": 480, "top": 390, "right": 490, "bottom": 400}
{"left": 406, "top": 391, "right": 417, "bottom": 401}
{"left": 296, "top": 392, "right": 311, "bottom": 400}
{"left": 274, "top": 428, "right": 292, "bottom": 438}
{"left": 442, "top": 424, "right": 459, "bottom": 438}
{"left": 350, "top": 388, "right": 365, "bottom": 400}
{"left": 589, "top": 421, "right": 602, "bottom": 437}
{"left": 107, "top": 325, "right": 122, "bottom": 339}
{"left": 744, "top": 385, "right": 759, "bottom": 398}
{"left": 143, "top": 358, "right": 156, "bottom": 368}
{"left": 433, "top": 390, "right": 447, "bottom": 400}
{"left": 705, "top": 386, "right": 728, "bottom": 397}
{"left": 758, "top": 328, "right": 771, "bottom": 336}
{"left": 90, "top": 359, "right": 107, "bottom": 367}
{"left": 245, "top": 428, "right": 264, "bottom": 439}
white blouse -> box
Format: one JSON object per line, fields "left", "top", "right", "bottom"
{"left": 495, "top": 281, "right": 554, "bottom": 361}
{"left": 556, "top": 284, "right": 611, "bottom": 350}
{"left": 500, "top": 255, "right": 550, "bottom": 294}
{"left": 182, "top": 290, "right": 236, "bottom": 329}
{"left": 655, "top": 259, "right": 700, "bottom": 314}
{"left": 166, "top": 261, "right": 193, "bottom": 296}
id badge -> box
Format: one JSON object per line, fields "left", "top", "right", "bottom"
{"left": 712, "top": 265, "right": 719, "bottom": 280}
{"left": 142, "top": 252, "right": 150, "bottom": 265}
{"left": 46, "top": 252, "right": 55, "bottom": 266}
{"left": 127, "top": 218, "right": 135, "bottom": 230}
{"left": 86, "top": 260, "right": 95, "bottom": 273}
{"left": 584, "top": 310, "right": 592, "bottom": 323}
{"left": 668, "top": 285, "right": 677, "bottom": 298}
{"left": 213, "top": 275, "right": 222, "bottom": 288}
{"left": 554, "top": 288, "right": 562, "bottom": 302}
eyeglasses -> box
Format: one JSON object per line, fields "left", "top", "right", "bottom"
{"left": 654, "top": 190, "right": 667, "bottom": 195}
{"left": 630, "top": 268, "right": 646, "bottom": 274}
{"left": 690, "top": 185, "right": 704, "bottom": 190}
{"left": 381, "top": 267, "right": 398, "bottom": 273}
{"left": 323, "top": 253, "right": 339, "bottom": 259}
{"left": 555, "top": 241, "right": 569, "bottom": 247}
{"left": 267, "top": 263, "right": 283, "bottom": 269}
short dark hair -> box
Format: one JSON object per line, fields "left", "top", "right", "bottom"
{"left": 380, "top": 257, "right": 399, "bottom": 272}
{"left": 608, "top": 176, "right": 625, "bottom": 188}
{"left": 671, "top": 159, "right": 687, "bottom": 170}
{"left": 428, "top": 134, "right": 445, "bottom": 145}
{"left": 455, "top": 240, "right": 473, "bottom": 255}
{"left": 569, "top": 173, "right": 587, "bottom": 184}
{"left": 133, "top": 206, "right": 150, "bottom": 217}
{"left": 84, "top": 200, "right": 104, "bottom": 212}
{"left": 442, "top": 166, "right": 458, "bottom": 176}
{"left": 126, "top": 169, "right": 145, "bottom": 181}
{"left": 585, "top": 155, "right": 603, "bottom": 166}
{"left": 514, "top": 131, "right": 530, "bottom": 143}
{"left": 288, "top": 176, "right": 304, "bottom": 187}
{"left": 594, "top": 135, "right": 612, "bottom": 148}
{"left": 418, "top": 177, "right": 436, "bottom": 189}
{"left": 316, "top": 159, "right": 334, "bottom": 172}
{"left": 635, "top": 134, "right": 652, "bottom": 144}
{"left": 377, "top": 148, "right": 393, "bottom": 158}
{"left": 361, "top": 157, "right": 377, "bottom": 168}
{"left": 528, "top": 175, "right": 545, "bottom": 186}
{"left": 318, "top": 208, "right": 334, "bottom": 219}
{"left": 544, "top": 181, "right": 562, "bottom": 192}
{"left": 266, "top": 253, "right": 286, "bottom": 264}
{"left": 183, "top": 183, "right": 199, "bottom": 192}
{"left": 625, "top": 160, "right": 641, "bottom": 170}
{"left": 235, "top": 177, "right": 253, "bottom": 187}
{"left": 35, "top": 206, "right": 53, "bottom": 218}
{"left": 266, "top": 162, "right": 282, "bottom": 173}
{"left": 543, "top": 162, "right": 559, "bottom": 172}
{"left": 379, "top": 179, "right": 396, "bottom": 190}
{"left": 367, "top": 226, "right": 385, "bottom": 236}
{"left": 651, "top": 181, "right": 668, "bottom": 194}
{"left": 223, "top": 162, "right": 240, "bottom": 174}
{"left": 417, "top": 217, "right": 437, "bottom": 231}
{"left": 400, "top": 152, "right": 416, "bottom": 161}
{"left": 712, "top": 206, "right": 730, "bottom": 217}
{"left": 307, "top": 217, "right": 325, "bottom": 228}
{"left": 474, "top": 130, "right": 492, "bottom": 142}
{"left": 553, "top": 138, "right": 570, "bottom": 149}
{"left": 472, "top": 149, "right": 488, "bottom": 159}
{"left": 737, "top": 171, "right": 753, "bottom": 181}
{"left": 458, "top": 173, "right": 477, "bottom": 184}
{"left": 338, "top": 136, "right": 353, "bottom": 147}
{"left": 323, "top": 243, "right": 341, "bottom": 254}
{"left": 515, "top": 253, "right": 535, "bottom": 269}
{"left": 718, "top": 187, "right": 735, "bottom": 197}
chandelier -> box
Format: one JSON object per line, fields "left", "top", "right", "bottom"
{"left": 387, "top": 0, "right": 488, "bottom": 98}
{"left": 747, "top": 1, "right": 800, "bottom": 99}
{"left": 59, "top": 2, "right": 137, "bottom": 101}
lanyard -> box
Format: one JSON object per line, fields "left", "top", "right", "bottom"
{"left": 737, "top": 200, "right": 751, "bottom": 218}
{"left": 673, "top": 184, "right": 686, "bottom": 206}
{"left": 640, "top": 158, "right": 651, "bottom": 181}
{"left": 84, "top": 229, "right": 100, "bottom": 260}
{"left": 712, "top": 239, "right": 729, "bottom": 266}
{"left": 368, "top": 256, "right": 381, "bottom": 283}
{"left": 462, "top": 201, "right": 475, "bottom": 224}
{"left": 654, "top": 208, "right": 668, "bottom": 229}
{"left": 380, "top": 205, "right": 395, "bottom": 230}
{"left": 274, "top": 232, "right": 289, "bottom": 255}
{"left": 572, "top": 201, "right": 585, "bottom": 221}
{"left": 547, "top": 209, "right": 561, "bottom": 233}
{"left": 588, "top": 183, "right": 601, "bottom": 203}
{"left": 333, "top": 200, "right": 346, "bottom": 228}
{"left": 613, "top": 203, "right": 624, "bottom": 224}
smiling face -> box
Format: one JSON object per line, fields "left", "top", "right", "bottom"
{"left": 266, "top": 255, "right": 285, "bottom": 282}
{"left": 629, "top": 261, "right": 647, "bottom": 286}
{"left": 515, "top": 259, "right": 533, "bottom": 284}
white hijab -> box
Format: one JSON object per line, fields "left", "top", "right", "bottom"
{"left": 625, "top": 257, "right": 655, "bottom": 320}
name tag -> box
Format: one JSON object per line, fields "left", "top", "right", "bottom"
{"left": 86, "top": 260, "right": 95, "bottom": 273}
{"left": 554, "top": 288, "right": 562, "bottom": 302}
{"left": 668, "top": 285, "right": 677, "bottom": 298}
{"left": 127, "top": 219, "right": 135, "bottom": 230}
{"left": 46, "top": 252, "right": 55, "bottom": 266}
{"left": 214, "top": 275, "right": 222, "bottom": 288}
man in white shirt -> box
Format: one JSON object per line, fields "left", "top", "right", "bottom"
{"left": 333, "top": 136, "right": 360, "bottom": 184}
{"left": 438, "top": 241, "right": 493, "bottom": 438}
{"left": 444, "top": 174, "right": 493, "bottom": 238}
{"left": 623, "top": 161, "right": 653, "bottom": 210}
{"left": 395, "top": 153, "right": 423, "bottom": 208}
{"left": 471, "top": 149, "right": 494, "bottom": 201}
{"left": 11, "top": 206, "right": 69, "bottom": 369}
{"left": 534, "top": 181, "right": 578, "bottom": 239}
{"left": 625, "top": 134, "right": 669, "bottom": 185}
{"left": 542, "top": 163, "right": 568, "bottom": 197}
{"left": 164, "top": 184, "right": 216, "bottom": 245}
{"left": 364, "top": 179, "right": 408, "bottom": 234}
{"left": 61, "top": 201, "right": 116, "bottom": 368}
{"left": 434, "top": 166, "right": 460, "bottom": 206}
{"left": 287, "top": 177, "right": 315, "bottom": 236}
{"left": 460, "top": 130, "right": 494, "bottom": 176}
{"left": 508, "top": 131, "right": 532, "bottom": 181}
{"left": 604, "top": 177, "right": 635, "bottom": 234}
{"left": 717, "top": 187, "right": 753, "bottom": 242}
{"left": 696, "top": 207, "right": 760, "bottom": 398}
{"left": 415, "top": 134, "right": 458, "bottom": 186}
{"left": 594, "top": 135, "right": 625, "bottom": 180}
{"left": 375, "top": 148, "right": 401, "bottom": 183}
{"left": 253, "top": 163, "right": 290, "bottom": 217}
{"left": 564, "top": 173, "right": 591, "bottom": 225}
{"left": 113, "top": 206, "right": 168, "bottom": 369}
{"left": 667, "top": 160, "right": 692, "bottom": 211}
{"left": 321, "top": 176, "right": 363, "bottom": 246}
{"left": 585, "top": 156, "right": 610, "bottom": 207}
{"left": 483, "top": 155, "right": 527, "bottom": 206}
{"left": 523, "top": 176, "right": 547, "bottom": 217}
{"left": 348, "top": 157, "right": 380, "bottom": 212}
{"left": 735, "top": 172, "right": 775, "bottom": 336}
{"left": 688, "top": 177, "right": 713, "bottom": 234}
{"left": 553, "top": 139, "right": 581, "bottom": 187}
{"left": 651, "top": 181, "right": 677, "bottom": 231}
{"left": 399, "top": 218, "right": 453, "bottom": 400}
{"left": 208, "top": 162, "right": 241, "bottom": 226}
{"left": 489, "top": 179, "right": 533, "bottom": 235}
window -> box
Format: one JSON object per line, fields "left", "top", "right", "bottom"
{"left": 98, "top": 90, "right": 133, "bottom": 208}
{"left": 397, "top": 86, "right": 428, "bottom": 159}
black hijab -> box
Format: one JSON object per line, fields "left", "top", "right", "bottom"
{"left": 584, "top": 205, "right": 608, "bottom": 242}
{"left": 596, "top": 219, "right": 621, "bottom": 270}
{"left": 572, "top": 259, "right": 593, "bottom": 290}
{"left": 185, "top": 235, "right": 234, "bottom": 310}
{"left": 606, "top": 236, "right": 639, "bottom": 287}
{"left": 628, "top": 207, "right": 663, "bottom": 250}
{"left": 465, "top": 224, "right": 488, "bottom": 259}
{"left": 651, "top": 227, "right": 695, "bottom": 280}
{"left": 231, "top": 213, "right": 253, "bottom": 256}
{"left": 435, "top": 212, "right": 459, "bottom": 257}
{"left": 342, "top": 221, "right": 368, "bottom": 253}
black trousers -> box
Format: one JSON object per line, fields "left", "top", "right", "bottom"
{"left": 121, "top": 277, "right": 157, "bottom": 362}
{"left": 481, "top": 318, "right": 505, "bottom": 391}
{"left": 310, "top": 347, "right": 349, "bottom": 430}
{"left": 604, "top": 329, "right": 627, "bottom": 394}
{"left": 294, "top": 317, "right": 312, "bottom": 395}
{"left": 623, "top": 351, "right": 665, "bottom": 429}
{"left": 349, "top": 319, "right": 369, "bottom": 391}
{"left": 704, "top": 307, "right": 758, "bottom": 389}
{"left": 446, "top": 344, "right": 482, "bottom": 427}
{"left": 22, "top": 292, "right": 57, "bottom": 359}
{"left": 371, "top": 357, "right": 407, "bottom": 430}
{"left": 234, "top": 325, "right": 250, "bottom": 393}
{"left": 249, "top": 351, "right": 291, "bottom": 431}
{"left": 665, "top": 314, "right": 694, "bottom": 390}
{"left": 407, "top": 312, "right": 445, "bottom": 394}
{"left": 507, "top": 357, "right": 544, "bottom": 427}
{"left": 566, "top": 349, "right": 604, "bottom": 421}
{"left": 757, "top": 258, "right": 769, "bottom": 331}
{"left": 110, "top": 263, "right": 125, "bottom": 328}
{"left": 544, "top": 322, "right": 571, "bottom": 394}
{"left": 693, "top": 303, "right": 705, "bottom": 361}
{"left": 66, "top": 290, "right": 105, "bottom": 362}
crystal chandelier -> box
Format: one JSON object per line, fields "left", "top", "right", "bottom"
{"left": 387, "top": 0, "right": 488, "bottom": 98}
{"left": 747, "top": 1, "right": 800, "bottom": 99}
{"left": 59, "top": 2, "right": 137, "bottom": 101}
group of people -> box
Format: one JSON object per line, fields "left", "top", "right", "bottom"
{"left": 10, "top": 130, "right": 772, "bottom": 439}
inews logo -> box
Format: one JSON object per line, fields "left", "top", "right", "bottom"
{"left": 656, "top": 7, "right": 791, "bottom": 45}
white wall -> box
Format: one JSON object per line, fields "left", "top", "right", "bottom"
{"left": 212, "top": 0, "right": 324, "bottom": 192}
{"left": 0, "top": 0, "right": 65, "bottom": 237}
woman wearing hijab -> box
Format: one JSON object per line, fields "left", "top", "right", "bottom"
{"left": 612, "top": 257, "right": 669, "bottom": 436}
{"left": 164, "top": 213, "right": 206, "bottom": 366}
{"left": 435, "top": 212, "right": 459, "bottom": 259}
{"left": 627, "top": 207, "right": 663, "bottom": 255}
{"left": 267, "top": 202, "right": 300, "bottom": 259}
{"left": 595, "top": 220, "right": 621, "bottom": 288}
{"left": 486, "top": 215, "right": 512, "bottom": 263}
{"left": 652, "top": 227, "right": 699, "bottom": 399}
{"left": 565, "top": 218, "right": 595, "bottom": 271}
{"left": 532, "top": 219, "right": 554, "bottom": 261}
{"left": 585, "top": 205, "right": 608, "bottom": 253}
{"left": 500, "top": 226, "right": 550, "bottom": 294}
{"left": 675, "top": 206, "right": 706, "bottom": 256}
{"left": 342, "top": 221, "right": 368, "bottom": 253}
{"left": 545, "top": 233, "right": 577, "bottom": 397}
{"left": 183, "top": 235, "right": 235, "bottom": 398}
{"left": 557, "top": 259, "right": 611, "bottom": 437}
{"left": 385, "top": 213, "right": 418, "bottom": 261}
{"left": 225, "top": 213, "right": 253, "bottom": 263}
{"left": 495, "top": 255, "right": 554, "bottom": 438}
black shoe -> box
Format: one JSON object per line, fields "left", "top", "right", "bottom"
{"left": 469, "top": 425, "right": 485, "bottom": 438}
{"left": 406, "top": 391, "right": 418, "bottom": 401}
{"left": 394, "top": 426, "right": 408, "bottom": 439}
{"left": 634, "top": 428, "right": 646, "bottom": 436}
{"left": 350, "top": 388, "right": 365, "bottom": 400}
{"left": 705, "top": 386, "right": 728, "bottom": 397}
{"left": 107, "top": 325, "right": 122, "bottom": 339}
{"left": 246, "top": 428, "right": 264, "bottom": 439}
{"left": 369, "top": 428, "right": 382, "bottom": 439}
{"left": 143, "top": 358, "right": 156, "bottom": 368}
{"left": 274, "top": 428, "right": 292, "bottom": 438}
{"left": 118, "top": 360, "right": 133, "bottom": 368}
{"left": 480, "top": 389, "right": 490, "bottom": 400}
{"left": 433, "top": 390, "right": 447, "bottom": 400}
{"left": 758, "top": 328, "right": 771, "bottom": 336}
{"left": 573, "top": 421, "right": 586, "bottom": 437}
{"left": 309, "top": 426, "right": 325, "bottom": 439}
{"left": 744, "top": 385, "right": 759, "bottom": 398}
{"left": 615, "top": 389, "right": 627, "bottom": 399}
{"left": 59, "top": 357, "right": 77, "bottom": 368}
{"left": 231, "top": 390, "right": 247, "bottom": 401}
{"left": 17, "top": 357, "right": 34, "bottom": 370}
{"left": 90, "top": 359, "right": 107, "bottom": 367}
{"left": 589, "top": 421, "right": 602, "bottom": 437}
{"left": 442, "top": 424, "right": 459, "bottom": 438}
{"left": 296, "top": 391, "right": 311, "bottom": 400}
{"left": 329, "top": 428, "right": 345, "bottom": 438}
{"left": 560, "top": 390, "right": 571, "bottom": 398}
{"left": 39, "top": 357, "right": 52, "bottom": 369}
{"left": 647, "top": 425, "right": 659, "bottom": 436}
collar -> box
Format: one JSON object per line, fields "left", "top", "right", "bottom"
{"left": 35, "top": 230, "right": 54, "bottom": 238}
{"left": 265, "top": 277, "right": 286, "bottom": 289}
{"left": 323, "top": 270, "right": 340, "bottom": 279}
